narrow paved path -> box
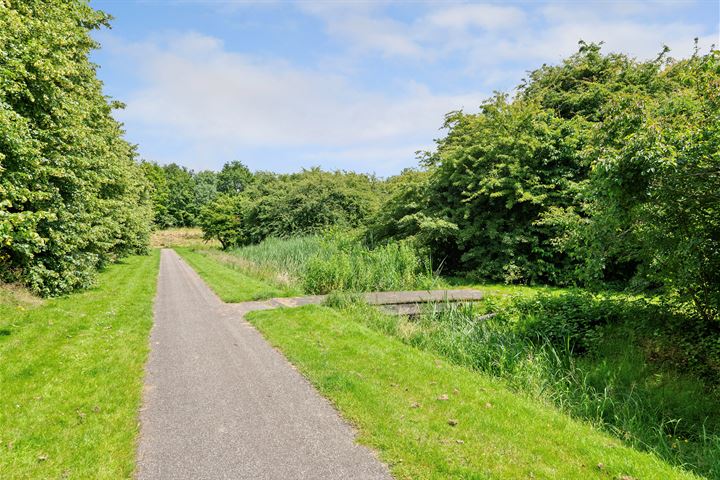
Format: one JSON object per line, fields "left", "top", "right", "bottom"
{"left": 136, "top": 249, "right": 391, "bottom": 479}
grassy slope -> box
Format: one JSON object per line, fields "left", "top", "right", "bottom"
{"left": 0, "top": 252, "right": 160, "bottom": 479}
{"left": 174, "top": 247, "right": 300, "bottom": 302}
{"left": 248, "top": 305, "right": 698, "bottom": 480}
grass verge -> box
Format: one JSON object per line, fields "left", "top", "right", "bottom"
{"left": 0, "top": 251, "right": 160, "bottom": 479}
{"left": 174, "top": 247, "right": 301, "bottom": 301}
{"left": 247, "top": 305, "right": 698, "bottom": 480}
{"left": 352, "top": 296, "right": 720, "bottom": 478}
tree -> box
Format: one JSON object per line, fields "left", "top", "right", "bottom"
{"left": 586, "top": 50, "right": 720, "bottom": 321}
{"left": 198, "top": 194, "right": 246, "bottom": 249}
{"left": 198, "top": 168, "right": 383, "bottom": 247}
{"left": 162, "top": 164, "right": 197, "bottom": 227}
{"left": 0, "top": 0, "right": 152, "bottom": 295}
{"left": 141, "top": 161, "right": 172, "bottom": 227}
{"left": 217, "top": 160, "right": 253, "bottom": 194}
{"left": 426, "top": 97, "right": 587, "bottom": 283}
{"left": 193, "top": 170, "right": 218, "bottom": 215}
{"left": 367, "top": 42, "right": 719, "bottom": 323}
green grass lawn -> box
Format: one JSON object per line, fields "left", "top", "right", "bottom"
{"left": 0, "top": 252, "right": 160, "bottom": 479}
{"left": 247, "top": 305, "right": 699, "bottom": 480}
{"left": 174, "top": 247, "right": 301, "bottom": 302}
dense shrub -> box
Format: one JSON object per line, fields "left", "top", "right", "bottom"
{"left": 369, "top": 43, "right": 719, "bottom": 321}
{"left": 199, "top": 168, "right": 383, "bottom": 247}
{"left": 0, "top": 1, "right": 152, "bottom": 295}
{"left": 503, "top": 292, "right": 720, "bottom": 384}
{"left": 142, "top": 161, "right": 243, "bottom": 228}
{"left": 586, "top": 51, "right": 720, "bottom": 322}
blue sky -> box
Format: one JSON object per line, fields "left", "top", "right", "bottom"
{"left": 90, "top": 1, "right": 719, "bottom": 176}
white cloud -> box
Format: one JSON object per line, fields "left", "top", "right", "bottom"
{"left": 98, "top": 2, "right": 718, "bottom": 175}
{"left": 108, "top": 32, "right": 484, "bottom": 173}
{"left": 299, "top": 1, "right": 716, "bottom": 63}
{"left": 426, "top": 4, "right": 526, "bottom": 31}
{"left": 298, "top": 3, "right": 425, "bottom": 58}
{"left": 462, "top": 20, "right": 712, "bottom": 68}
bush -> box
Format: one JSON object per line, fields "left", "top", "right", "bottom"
{"left": 0, "top": 1, "right": 152, "bottom": 295}
{"left": 368, "top": 43, "right": 720, "bottom": 323}
{"left": 505, "top": 292, "right": 720, "bottom": 384}
{"left": 199, "top": 168, "right": 383, "bottom": 247}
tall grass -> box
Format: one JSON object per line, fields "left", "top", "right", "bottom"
{"left": 228, "top": 236, "right": 324, "bottom": 280}
{"left": 347, "top": 297, "right": 720, "bottom": 479}
{"left": 217, "top": 234, "right": 439, "bottom": 294}
{"left": 303, "top": 241, "right": 436, "bottom": 293}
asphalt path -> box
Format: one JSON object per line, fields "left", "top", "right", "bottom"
{"left": 136, "top": 249, "right": 391, "bottom": 479}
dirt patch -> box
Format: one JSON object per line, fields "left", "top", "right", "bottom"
{"left": 0, "top": 283, "right": 44, "bottom": 308}
{"left": 151, "top": 228, "right": 220, "bottom": 248}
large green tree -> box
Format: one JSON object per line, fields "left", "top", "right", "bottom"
{"left": 0, "top": 0, "right": 152, "bottom": 295}
{"left": 370, "top": 43, "right": 720, "bottom": 321}
{"left": 217, "top": 160, "right": 253, "bottom": 194}
{"left": 583, "top": 51, "right": 720, "bottom": 321}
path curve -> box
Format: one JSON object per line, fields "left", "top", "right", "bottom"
{"left": 136, "top": 249, "right": 391, "bottom": 479}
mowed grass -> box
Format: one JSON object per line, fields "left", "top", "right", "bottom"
{"left": 0, "top": 252, "right": 160, "bottom": 479}
{"left": 174, "top": 247, "right": 301, "bottom": 301}
{"left": 247, "top": 305, "right": 699, "bottom": 480}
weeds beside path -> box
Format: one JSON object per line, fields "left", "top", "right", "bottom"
{"left": 0, "top": 252, "right": 160, "bottom": 479}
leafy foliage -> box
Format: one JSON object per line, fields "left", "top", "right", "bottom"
{"left": 586, "top": 51, "right": 720, "bottom": 322}
{"left": 427, "top": 97, "right": 587, "bottom": 283}
{"left": 199, "top": 168, "right": 382, "bottom": 248}
{"left": 216, "top": 160, "right": 252, "bottom": 194}
{"left": 0, "top": 0, "right": 152, "bottom": 295}
{"left": 197, "top": 194, "right": 244, "bottom": 249}
{"left": 142, "top": 161, "right": 249, "bottom": 229}
{"left": 370, "top": 43, "right": 719, "bottom": 321}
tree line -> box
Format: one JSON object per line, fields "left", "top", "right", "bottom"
{"left": 1, "top": 1, "right": 152, "bottom": 295}
{"left": 199, "top": 43, "right": 719, "bottom": 323}
{"left": 140, "top": 160, "right": 253, "bottom": 229}
{"left": 1, "top": 0, "right": 717, "bottom": 323}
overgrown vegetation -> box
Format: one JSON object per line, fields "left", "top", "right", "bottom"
{"left": 198, "top": 168, "right": 383, "bottom": 248}
{"left": 191, "top": 43, "right": 719, "bottom": 326}
{"left": 181, "top": 233, "right": 438, "bottom": 298}
{"left": 337, "top": 292, "right": 720, "bottom": 477}
{"left": 0, "top": 1, "right": 153, "bottom": 295}
{"left": 0, "top": 252, "right": 160, "bottom": 478}
{"left": 141, "top": 160, "right": 253, "bottom": 229}
{"left": 368, "top": 44, "right": 720, "bottom": 323}
{"left": 247, "top": 305, "right": 699, "bottom": 479}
